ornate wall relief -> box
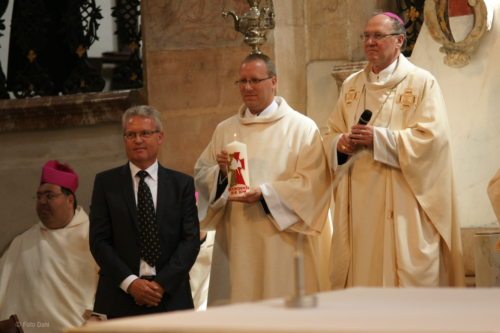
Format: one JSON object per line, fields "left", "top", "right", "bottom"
{"left": 424, "top": 0, "right": 487, "bottom": 68}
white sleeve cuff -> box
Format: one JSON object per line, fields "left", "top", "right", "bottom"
{"left": 120, "top": 275, "right": 139, "bottom": 293}
{"left": 330, "top": 137, "right": 341, "bottom": 170}
{"left": 373, "top": 127, "right": 400, "bottom": 168}
{"left": 211, "top": 187, "right": 229, "bottom": 209}
{"left": 260, "top": 184, "right": 299, "bottom": 231}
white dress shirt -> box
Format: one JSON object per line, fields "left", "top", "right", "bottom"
{"left": 120, "top": 160, "right": 159, "bottom": 292}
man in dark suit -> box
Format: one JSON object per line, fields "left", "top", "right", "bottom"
{"left": 89, "top": 105, "right": 200, "bottom": 318}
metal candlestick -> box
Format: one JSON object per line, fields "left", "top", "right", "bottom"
{"left": 285, "top": 233, "right": 318, "bottom": 308}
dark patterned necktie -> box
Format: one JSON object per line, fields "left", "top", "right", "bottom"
{"left": 137, "top": 170, "right": 161, "bottom": 267}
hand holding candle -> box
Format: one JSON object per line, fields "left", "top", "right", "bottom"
{"left": 225, "top": 134, "right": 250, "bottom": 198}
{"left": 216, "top": 150, "right": 229, "bottom": 176}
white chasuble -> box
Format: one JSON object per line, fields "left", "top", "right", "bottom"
{"left": 325, "top": 55, "right": 464, "bottom": 288}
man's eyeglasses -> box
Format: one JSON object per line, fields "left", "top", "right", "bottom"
{"left": 360, "top": 32, "right": 401, "bottom": 42}
{"left": 36, "top": 192, "right": 65, "bottom": 201}
{"left": 123, "top": 130, "right": 160, "bottom": 140}
{"left": 234, "top": 77, "right": 273, "bottom": 86}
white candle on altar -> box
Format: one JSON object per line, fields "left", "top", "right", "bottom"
{"left": 225, "top": 134, "right": 250, "bottom": 197}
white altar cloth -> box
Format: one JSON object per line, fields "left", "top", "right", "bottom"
{"left": 67, "top": 288, "right": 499, "bottom": 333}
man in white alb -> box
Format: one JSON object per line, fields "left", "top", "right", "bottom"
{"left": 195, "top": 53, "right": 332, "bottom": 305}
{"left": 324, "top": 12, "right": 464, "bottom": 288}
{"left": 0, "top": 160, "right": 98, "bottom": 333}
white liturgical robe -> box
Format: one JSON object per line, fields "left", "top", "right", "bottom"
{"left": 195, "top": 96, "right": 332, "bottom": 305}
{"left": 324, "top": 55, "right": 464, "bottom": 288}
{"left": 0, "top": 206, "right": 99, "bottom": 333}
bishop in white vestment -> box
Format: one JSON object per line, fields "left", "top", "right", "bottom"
{"left": 324, "top": 13, "right": 464, "bottom": 288}
{"left": 0, "top": 161, "right": 98, "bottom": 333}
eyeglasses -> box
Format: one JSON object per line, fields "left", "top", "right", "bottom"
{"left": 36, "top": 192, "right": 65, "bottom": 201}
{"left": 123, "top": 130, "right": 160, "bottom": 140}
{"left": 360, "top": 32, "right": 401, "bottom": 42}
{"left": 234, "top": 77, "right": 273, "bottom": 86}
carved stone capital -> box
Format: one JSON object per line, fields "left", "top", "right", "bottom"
{"left": 331, "top": 61, "right": 367, "bottom": 90}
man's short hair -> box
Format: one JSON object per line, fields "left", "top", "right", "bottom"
{"left": 61, "top": 187, "right": 77, "bottom": 210}
{"left": 122, "top": 105, "right": 163, "bottom": 132}
{"left": 242, "top": 53, "right": 277, "bottom": 77}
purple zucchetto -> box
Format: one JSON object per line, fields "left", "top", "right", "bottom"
{"left": 382, "top": 12, "right": 404, "bottom": 25}
{"left": 40, "top": 160, "right": 79, "bottom": 193}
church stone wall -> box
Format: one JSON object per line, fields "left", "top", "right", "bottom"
{"left": 1, "top": 0, "right": 496, "bottom": 269}
{"left": 141, "top": 0, "right": 272, "bottom": 175}
{"left": 140, "top": 0, "right": 396, "bottom": 176}
{"left": 0, "top": 124, "right": 124, "bottom": 254}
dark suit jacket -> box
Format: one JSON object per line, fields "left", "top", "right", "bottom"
{"left": 89, "top": 163, "right": 200, "bottom": 318}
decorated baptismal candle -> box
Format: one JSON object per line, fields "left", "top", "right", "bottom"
{"left": 226, "top": 134, "right": 250, "bottom": 197}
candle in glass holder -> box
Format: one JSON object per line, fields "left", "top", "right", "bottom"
{"left": 226, "top": 134, "right": 250, "bottom": 197}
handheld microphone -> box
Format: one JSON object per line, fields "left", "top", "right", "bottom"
{"left": 358, "top": 110, "right": 372, "bottom": 125}
{"left": 338, "top": 110, "right": 373, "bottom": 166}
